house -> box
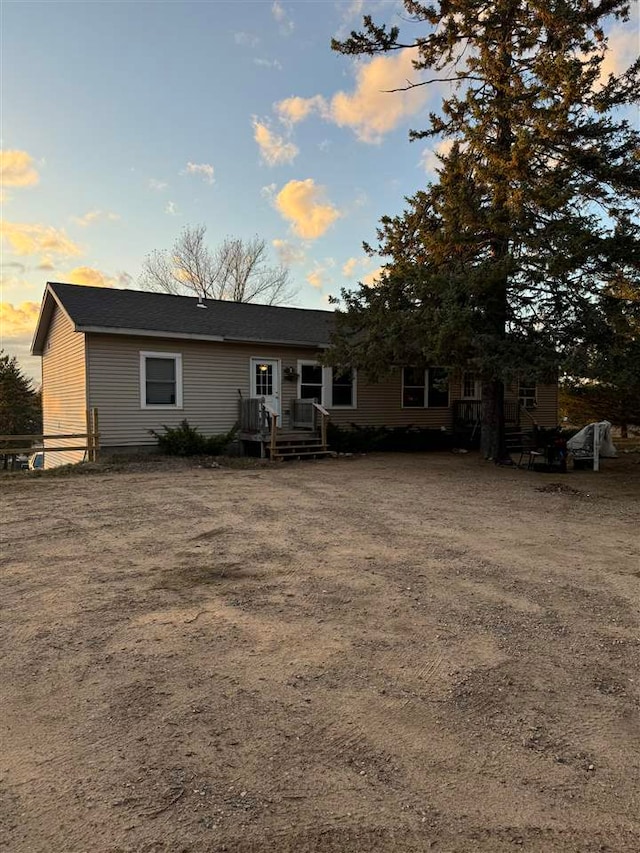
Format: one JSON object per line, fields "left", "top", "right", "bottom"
{"left": 31, "top": 282, "right": 559, "bottom": 467}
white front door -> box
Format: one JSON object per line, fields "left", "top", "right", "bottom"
{"left": 250, "top": 358, "right": 281, "bottom": 418}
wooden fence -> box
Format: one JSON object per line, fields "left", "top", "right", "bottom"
{"left": 0, "top": 408, "right": 100, "bottom": 466}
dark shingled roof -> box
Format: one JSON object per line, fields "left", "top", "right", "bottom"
{"left": 47, "top": 282, "right": 335, "bottom": 346}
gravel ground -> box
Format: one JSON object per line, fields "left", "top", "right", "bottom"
{"left": 1, "top": 451, "right": 639, "bottom": 852}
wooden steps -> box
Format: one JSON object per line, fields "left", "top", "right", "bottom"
{"left": 268, "top": 431, "right": 331, "bottom": 461}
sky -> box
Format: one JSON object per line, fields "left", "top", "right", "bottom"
{"left": 1, "top": 0, "right": 638, "bottom": 382}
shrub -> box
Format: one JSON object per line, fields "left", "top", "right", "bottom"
{"left": 327, "top": 423, "right": 454, "bottom": 453}
{"left": 150, "top": 420, "right": 236, "bottom": 456}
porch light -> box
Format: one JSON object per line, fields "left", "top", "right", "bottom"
{"left": 258, "top": 363, "right": 269, "bottom": 372}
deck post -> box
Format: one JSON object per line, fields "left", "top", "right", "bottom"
{"left": 92, "top": 408, "right": 100, "bottom": 462}
{"left": 321, "top": 412, "right": 328, "bottom": 450}
{"left": 270, "top": 414, "right": 278, "bottom": 460}
{"left": 86, "top": 409, "right": 93, "bottom": 462}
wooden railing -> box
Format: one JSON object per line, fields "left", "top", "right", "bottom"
{"left": 453, "top": 399, "right": 521, "bottom": 428}
{"left": 291, "top": 398, "right": 316, "bottom": 429}
{"left": 312, "top": 402, "right": 330, "bottom": 449}
{"left": 0, "top": 408, "right": 100, "bottom": 466}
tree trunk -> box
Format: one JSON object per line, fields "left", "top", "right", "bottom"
{"left": 481, "top": 379, "right": 506, "bottom": 459}
{"left": 620, "top": 423, "right": 628, "bottom": 439}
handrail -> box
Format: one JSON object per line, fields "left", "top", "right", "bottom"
{"left": 519, "top": 404, "right": 538, "bottom": 427}
{"left": 312, "top": 401, "right": 330, "bottom": 448}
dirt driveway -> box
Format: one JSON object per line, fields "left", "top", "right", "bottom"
{"left": 1, "top": 453, "right": 639, "bottom": 852}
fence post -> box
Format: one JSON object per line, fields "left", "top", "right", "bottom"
{"left": 86, "top": 410, "right": 93, "bottom": 462}
{"left": 92, "top": 408, "right": 99, "bottom": 462}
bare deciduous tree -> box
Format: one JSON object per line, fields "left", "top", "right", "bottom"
{"left": 140, "top": 225, "right": 296, "bottom": 305}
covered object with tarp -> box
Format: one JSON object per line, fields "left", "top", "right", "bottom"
{"left": 567, "top": 421, "right": 617, "bottom": 459}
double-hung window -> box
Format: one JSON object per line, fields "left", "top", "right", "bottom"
{"left": 140, "top": 352, "right": 183, "bottom": 408}
{"left": 518, "top": 382, "right": 537, "bottom": 410}
{"left": 296, "top": 362, "right": 357, "bottom": 408}
{"left": 402, "top": 367, "right": 449, "bottom": 408}
{"left": 299, "top": 363, "right": 324, "bottom": 401}
{"left": 331, "top": 368, "right": 355, "bottom": 408}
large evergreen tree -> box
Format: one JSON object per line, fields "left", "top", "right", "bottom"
{"left": 329, "top": 1, "right": 640, "bottom": 458}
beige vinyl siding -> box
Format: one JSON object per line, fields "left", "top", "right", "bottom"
{"left": 42, "top": 305, "right": 87, "bottom": 468}
{"left": 531, "top": 382, "right": 558, "bottom": 427}
{"left": 86, "top": 335, "right": 331, "bottom": 447}
{"left": 85, "top": 334, "right": 559, "bottom": 446}
{"left": 329, "top": 370, "right": 463, "bottom": 429}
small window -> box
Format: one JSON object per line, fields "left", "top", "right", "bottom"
{"left": 299, "top": 363, "right": 323, "bottom": 401}
{"left": 402, "top": 367, "right": 426, "bottom": 407}
{"left": 402, "top": 368, "right": 449, "bottom": 408}
{"left": 140, "top": 352, "right": 182, "bottom": 408}
{"left": 254, "top": 362, "right": 273, "bottom": 397}
{"left": 518, "top": 382, "right": 537, "bottom": 410}
{"left": 462, "top": 371, "right": 480, "bottom": 399}
{"left": 331, "top": 368, "right": 355, "bottom": 408}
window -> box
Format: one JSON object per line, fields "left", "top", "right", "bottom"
{"left": 462, "top": 371, "right": 480, "bottom": 399}
{"left": 299, "top": 363, "right": 323, "bottom": 401}
{"left": 402, "top": 367, "right": 449, "bottom": 408}
{"left": 296, "top": 363, "right": 357, "bottom": 408}
{"left": 254, "top": 362, "right": 273, "bottom": 396}
{"left": 140, "top": 352, "right": 182, "bottom": 408}
{"left": 518, "top": 382, "right": 537, "bottom": 410}
{"left": 403, "top": 367, "right": 427, "bottom": 407}
{"left": 331, "top": 368, "right": 355, "bottom": 408}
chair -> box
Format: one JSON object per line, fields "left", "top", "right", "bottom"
{"left": 517, "top": 434, "right": 545, "bottom": 469}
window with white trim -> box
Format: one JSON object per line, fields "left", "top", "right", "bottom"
{"left": 330, "top": 367, "right": 356, "bottom": 408}
{"left": 462, "top": 371, "right": 480, "bottom": 399}
{"left": 402, "top": 367, "right": 449, "bottom": 408}
{"left": 299, "top": 362, "right": 323, "bottom": 401}
{"left": 518, "top": 382, "right": 537, "bottom": 410}
{"left": 140, "top": 352, "right": 183, "bottom": 408}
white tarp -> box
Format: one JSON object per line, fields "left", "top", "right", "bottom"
{"left": 567, "top": 421, "right": 617, "bottom": 458}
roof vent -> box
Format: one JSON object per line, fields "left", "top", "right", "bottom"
{"left": 196, "top": 296, "right": 207, "bottom": 309}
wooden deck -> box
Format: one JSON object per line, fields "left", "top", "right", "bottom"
{"left": 238, "top": 397, "right": 330, "bottom": 460}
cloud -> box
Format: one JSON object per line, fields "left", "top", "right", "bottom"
{"left": 165, "top": 201, "right": 178, "bottom": 215}
{"left": 254, "top": 57, "right": 283, "bottom": 70}
{"left": 0, "top": 150, "right": 39, "bottom": 187}
{"left": 362, "top": 266, "right": 384, "bottom": 287}
{"left": 183, "top": 162, "right": 215, "bottom": 184}
{"left": 272, "top": 238, "right": 305, "bottom": 266}
{"left": 72, "top": 210, "right": 120, "bottom": 227}
{"left": 1, "top": 221, "right": 82, "bottom": 258}
{"left": 276, "top": 95, "right": 327, "bottom": 125}
{"left": 271, "top": 1, "right": 294, "bottom": 35}
{"left": 342, "top": 255, "right": 377, "bottom": 278}
{"left": 275, "top": 179, "right": 341, "bottom": 240}
{"left": 330, "top": 48, "right": 431, "bottom": 143}
{"left": 0, "top": 301, "right": 41, "bottom": 339}
{"left": 342, "top": 257, "right": 360, "bottom": 278}
{"left": 421, "top": 138, "right": 455, "bottom": 174}
{"left": 37, "top": 259, "right": 56, "bottom": 271}
{"left": 261, "top": 183, "right": 277, "bottom": 201}
{"left": 253, "top": 119, "right": 298, "bottom": 166}
{"left": 148, "top": 178, "right": 168, "bottom": 191}
{"left": 306, "top": 268, "right": 325, "bottom": 290}
{"left": 234, "top": 31, "right": 260, "bottom": 47}
{"left": 599, "top": 22, "right": 639, "bottom": 84}
{"left": 65, "top": 266, "right": 118, "bottom": 288}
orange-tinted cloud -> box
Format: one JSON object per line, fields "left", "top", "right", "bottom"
{"left": 65, "top": 266, "right": 118, "bottom": 288}
{"left": 421, "top": 138, "right": 455, "bottom": 174}
{"left": 362, "top": 266, "right": 384, "bottom": 287}
{"left": 0, "top": 301, "right": 40, "bottom": 339}
{"left": 0, "top": 150, "right": 39, "bottom": 187}
{"left": 253, "top": 119, "right": 298, "bottom": 165}
{"left": 275, "top": 179, "right": 341, "bottom": 239}
{"left": 72, "top": 210, "right": 120, "bottom": 227}
{"left": 1, "top": 221, "right": 82, "bottom": 258}
{"left": 272, "top": 238, "right": 305, "bottom": 265}
{"left": 276, "top": 95, "right": 327, "bottom": 124}
{"left": 330, "top": 48, "right": 431, "bottom": 143}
